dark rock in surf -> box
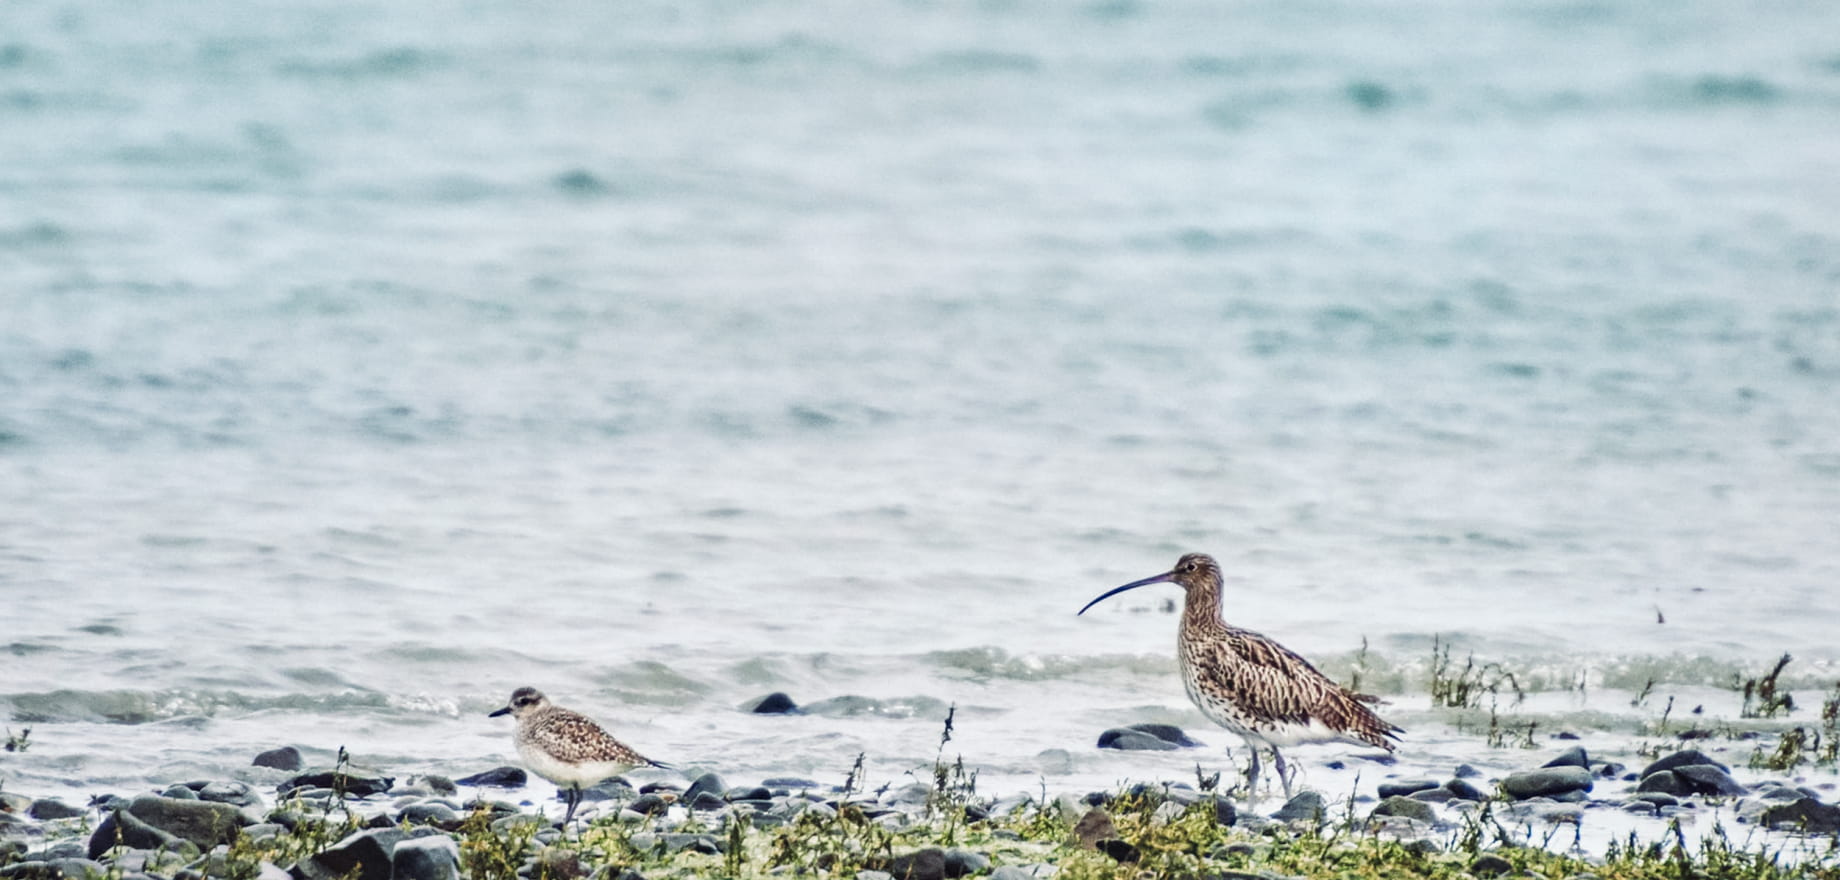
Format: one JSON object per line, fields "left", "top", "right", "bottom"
{"left": 390, "top": 835, "right": 459, "bottom": 880}
{"left": 1541, "top": 746, "right": 1589, "bottom": 769}
{"left": 1123, "top": 723, "right": 1203, "bottom": 747}
{"left": 27, "top": 800, "right": 85, "bottom": 821}
{"left": 1636, "top": 771, "right": 1690, "bottom": 796}
{"left": 1377, "top": 780, "right": 1439, "bottom": 799}
{"left": 1502, "top": 766, "right": 1592, "bottom": 800}
{"left": 1443, "top": 778, "right": 1487, "bottom": 801}
{"left": 124, "top": 795, "right": 247, "bottom": 849}
{"left": 1271, "top": 791, "right": 1327, "bottom": 822}
{"left": 682, "top": 773, "right": 727, "bottom": 803}
{"left": 1094, "top": 729, "right": 1175, "bottom": 751}
{"left": 745, "top": 692, "right": 800, "bottom": 714}
{"left": 253, "top": 747, "right": 304, "bottom": 772}
{"left": 1639, "top": 749, "right": 1727, "bottom": 778}
{"left": 1761, "top": 798, "right": 1840, "bottom": 834}
{"left": 1673, "top": 764, "right": 1746, "bottom": 796}
{"left": 278, "top": 768, "right": 393, "bottom": 798}
{"left": 454, "top": 767, "right": 525, "bottom": 788}
{"left": 86, "top": 810, "right": 185, "bottom": 861}
{"left": 1369, "top": 796, "right": 1436, "bottom": 823}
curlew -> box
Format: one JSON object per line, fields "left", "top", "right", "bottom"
{"left": 489, "top": 686, "right": 672, "bottom": 826}
{"left": 1079, "top": 552, "right": 1400, "bottom": 799}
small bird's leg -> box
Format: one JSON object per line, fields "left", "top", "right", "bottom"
{"left": 562, "top": 786, "right": 581, "bottom": 827}
{"left": 1271, "top": 748, "right": 1294, "bottom": 800}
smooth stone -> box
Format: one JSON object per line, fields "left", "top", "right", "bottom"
{"left": 1409, "top": 787, "right": 1457, "bottom": 803}
{"left": 683, "top": 773, "right": 728, "bottom": 803}
{"left": 195, "top": 782, "right": 264, "bottom": 811}
{"left": 1760, "top": 798, "right": 1840, "bottom": 834}
{"left": 1094, "top": 729, "right": 1175, "bottom": 751}
{"left": 1376, "top": 780, "right": 1439, "bottom": 799}
{"left": 158, "top": 786, "right": 198, "bottom": 801}
{"left": 1542, "top": 746, "right": 1589, "bottom": 769}
{"left": 1502, "top": 766, "right": 1593, "bottom": 799}
{"left": 626, "top": 795, "right": 669, "bottom": 816}
{"left": 1443, "top": 778, "right": 1485, "bottom": 802}
{"left": 1757, "top": 785, "right": 1806, "bottom": 802}
{"left": 390, "top": 835, "right": 458, "bottom": 880}
{"left": 27, "top": 801, "right": 85, "bottom": 822}
{"left": 86, "top": 810, "right": 185, "bottom": 859}
{"left": 726, "top": 786, "right": 772, "bottom": 802}
{"left": 688, "top": 792, "right": 727, "bottom": 811}
{"left": 746, "top": 692, "right": 800, "bottom": 714}
{"left": 660, "top": 834, "right": 722, "bottom": 855}
{"left": 1271, "top": 792, "right": 1326, "bottom": 822}
{"left": 1639, "top": 750, "right": 1728, "bottom": 779}
{"left": 0, "top": 858, "right": 107, "bottom": 880}
{"left": 1623, "top": 801, "right": 1658, "bottom": 815}
{"left": 253, "top": 748, "right": 304, "bottom": 772}
{"left": 577, "top": 779, "right": 634, "bottom": 802}
{"left": 397, "top": 803, "right": 461, "bottom": 828}
{"left": 125, "top": 796, "right": 247, "bottom": 849}
{"left": 278, "top": 769, "right": 393, "bottom": 798}
{"left": 1630, "top": 792, "right": 1680, "bottom": 807}
{"left": 286, "top": 829, "right": 404, "bottom": 880}
{"left": 453, "top": 767, "right": 525, "bottom": 788}
{"left": 760, "top": 777, "right": 820, "bottom": 790}
{"left": 1207, "top": 796, "right": 1237, "bottom": 827}
{"left": 1124, "top": 723, "right": 1202, "bottom": 747}
{"left": 1369, "top": 796, "right": 1435, "bottom": 823}
{"left": 1636, "top": 771, "right": 1690, "bottom": 797}
{"left": 1673, "top": 764, "right": 1746, "bottom": 797}
{"left": 1453, "top": 764, "right": 1481, "bottom": 778}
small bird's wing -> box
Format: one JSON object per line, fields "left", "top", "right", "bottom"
{"left": 532, "top": 710, "right": 653, "bottom": 766}
{"left": 1197, "top": 628, "right": 1402, "bottom": 749}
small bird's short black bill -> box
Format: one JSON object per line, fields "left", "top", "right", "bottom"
{"left": 488, "top": 706, "right": 510, "bottom": 717}
{"left": 1077, "top": 570, "right": 1176, "bottom": 615}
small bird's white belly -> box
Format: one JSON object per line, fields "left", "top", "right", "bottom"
{"left": 516, "top": 739, "right": 634, "bottom": 790}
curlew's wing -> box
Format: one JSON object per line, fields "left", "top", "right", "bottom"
{"left": 1192, "top": 627, "right": 1403, "bottom": 750}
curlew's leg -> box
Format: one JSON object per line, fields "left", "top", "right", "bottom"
{"left": 1243, "top": 743, "right": 1262, "bottom": 802}
{"left": 1271, "top": 748, "right": 1293, "bottom": 800}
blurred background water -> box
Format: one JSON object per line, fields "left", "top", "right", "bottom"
{"left": 2, "top": 0, "right": 1838, "bottom": 809}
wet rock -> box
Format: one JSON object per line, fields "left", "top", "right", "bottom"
{"left": 454, "top": 767, "right": 525, "bottom": 788}
{"left": 761, "top": 777, "right": 819, "bottom": 790}
{"left": 1761, "top": 798, "right": 1840, "bottom": 834}
{"left": 1124, "top": 723, "right": 1202, "bottom": 747}
{"left": 124, "top": 795, "right": 247, "bottom": 849}
{"left": 158, "top": 785, "right": 198, "bottom": 801}
{"left": 85, "top": 810, "right": 186, "bottom": 860}
{"left": 390, "top": 835, "right": 459, "bottom": 880}
{"left": 1673, "top": 764, "right": 1746, "bottom": 797}
{"left": 419, "top": 776, "right": 458, "bottom": 797}
{"left": 1639, "top": 750, "right": 1727, "bottom": 778}
{"left": 683, "top": 773, "right": 727, "bottom": 803}
{"left": 1542, "top": 746, "right": 1589, "bottom": 769}
{"left": 1094, "top": 728, "right": 1176, "bottom": 751}
{"left": 253, "top": 748, "right": 304, "bottom": 772}
{"left": 278, "top": 769, "right": 393, "bottom": 798}
{"left": 1409, "top": 787, "right": 1456, "bottom": 803}
{"left": 726, "top": 786, "right": 772, "bottom": 802}
{"left": 1207, "top": 795, "right": 1237, "bottom": 827}
{"left": 0, "top": 858, "right": 107, "bottom": 879}
{"left": 1443, "top": 778, "right": 1487, "bottom": 801}
{"left": 1453, "top": 764, "right": 1481, "bottom": 778}
{"left": 397, "top": 803, "right": 461, "bottom": 829}
{"left": 1369, "top": 796, "right": 1435, "bottom": 823}
{"left": 1271, "top": 791, "right": 1326, "bottom": 822}
{"left": 1630, "top": 792, "right": 1680, "bottom": 807}
{"left": 1377, "top": 780, "right": 1439, "bottom": 799}
{"left": 577, "top": 779, "right": 634, "bottom": 802}
{"left": 194, "top": 782, "right": 264, "bottom": 813}
{"left": 1470, "top": 854, "right": 1514, "bottom": 876}
{"left": 27, "top": 800, "right": 85, "bottom": 821}
{"left": 1502, "top": 766, "right": 1592, "bottom": 800}
{"left": 287, "top": 828, "right": 404, "bottom": 880}
{"left": 626, "top": 794, "right": 669, "bottom": 816}
{"left": 1636, "top": 771, "right": 1690, "bottom": 797}
{"left": 746, "top": 692, "right": 800, "bottom": 714}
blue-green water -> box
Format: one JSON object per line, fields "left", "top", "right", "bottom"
{"left": 3, "top": 0, "right": 1838, "bottom": 826}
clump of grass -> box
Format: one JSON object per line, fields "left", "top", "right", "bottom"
{"left": 1429, "top": 635, "right": 1525, "bottom": 709}
{"left": 1739, "top": 653, "right": 1796, "bottom": 719}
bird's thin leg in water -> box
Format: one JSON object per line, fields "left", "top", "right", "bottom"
{"left": 1243, "top": 743, "right": 1262, "bottom": 802}
{"left": 1272, "top": 748, "right": 1293, "bottom": 800}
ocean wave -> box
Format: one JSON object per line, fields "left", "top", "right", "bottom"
{"left": 0, "top": 688, "right": 397, "bottom": 724}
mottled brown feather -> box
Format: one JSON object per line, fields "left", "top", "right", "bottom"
{"left": 1183, "top": 621, "right": 1401, "bottom": 749}
{"left": 526, "top": 707, "right": 653, "bottom": 766}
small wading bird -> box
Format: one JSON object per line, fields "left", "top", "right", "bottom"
{"left": 490, "top": 686, "right": 672, "bottom": 826}
{"left": 1079, "top": 553, "right": 1401, "bottom": 799}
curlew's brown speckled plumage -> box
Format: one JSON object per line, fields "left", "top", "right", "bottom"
{"left": 1080, "top": 552, "right": 1401, "bottom": 800}
{"left": 489, "top": 686, "right": 670, "bottom": 825}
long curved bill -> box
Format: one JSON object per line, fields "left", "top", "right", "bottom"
{"left": 1078, "top": 570, "right": 1176, "bottom": 615}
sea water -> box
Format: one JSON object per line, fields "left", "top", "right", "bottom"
{"left": 3, "top": 0, "right": 1838, "bottom": 850}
